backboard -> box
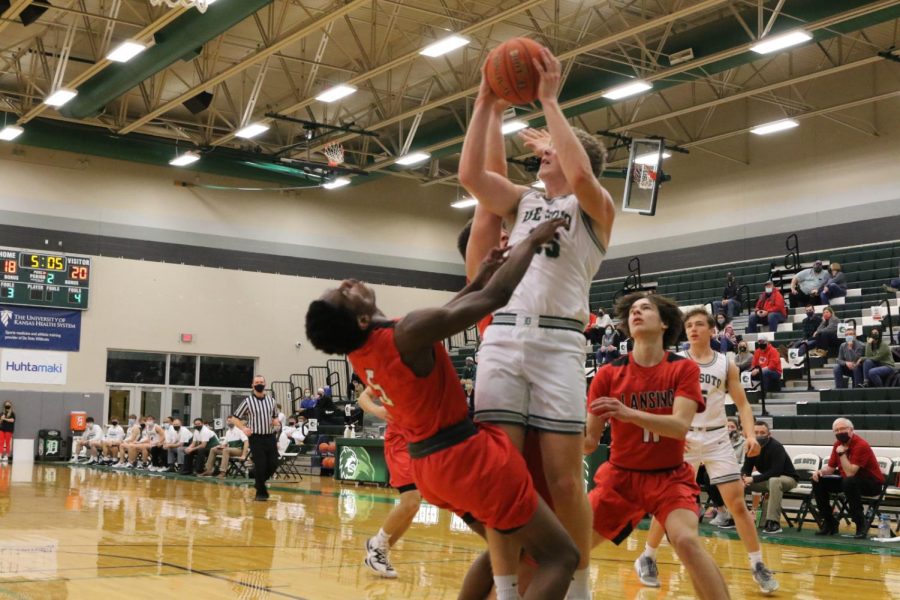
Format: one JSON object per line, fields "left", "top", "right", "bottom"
{"left": 622, "top": 138, "right": 663, "bottom": 216}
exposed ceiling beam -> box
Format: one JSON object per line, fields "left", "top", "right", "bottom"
{"left": 117, "top": 0, "right": 369, "bottom": 135}
{"left": 0, "top": 0, "right": 33, "bottom": 37}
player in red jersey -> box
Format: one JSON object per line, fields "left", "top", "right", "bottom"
{"left": 355, "top": 387, "right": 420, "bottom": 578}
{"left": 305, "top": 218, "right": 578, "bottom": 600}
{"left": 584, "top": 293, "right": 731, "bottom": 600}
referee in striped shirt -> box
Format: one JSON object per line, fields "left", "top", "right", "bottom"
{"left": 235, "top": 375, "right": 280, "bottom": 501}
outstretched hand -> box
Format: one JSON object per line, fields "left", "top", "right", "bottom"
{"left": 470, "top": 246, "right": 508, "bottom": 289}
{"left": 519, "top": 128, "right": 551, "bottom": 157}
{"left": 532, "top": 47, "right": 561, "bottom": 104}
{"left": 477, "top": 61, "right": 508, "bottom": 109}
{"left": 528, "top": 217, "right": 567, "bottom": 246}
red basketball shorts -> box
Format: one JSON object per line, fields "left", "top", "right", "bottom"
{"left": 522, "top": 428, "right": 553, "bottom": 509}
{"left": 384, "top": 428, "right": 416, "bottom": 492}
{"left": 589, "top": 461, "right": 700, "bottom": 544}
{"left": 412, "top": 422, "right": 538, "bottom": 532}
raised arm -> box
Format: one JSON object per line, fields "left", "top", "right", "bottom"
{"left": 394, "top": 218, "right": 565, "bottom": 355}
{"left": 533, "top": 48, "right": 615, "bottom": 250}
{"left": 458, "top": 67, "right": 527, "bottom": 220}
{"left": 357, "top": 386, "right": 389, "bottom": 421}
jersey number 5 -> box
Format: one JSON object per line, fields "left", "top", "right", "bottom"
{"left": 365, "top": 369, "right": 395, "bottom": 407}
{"left": 530, "top": 229, "right": 561, "bottom": 259}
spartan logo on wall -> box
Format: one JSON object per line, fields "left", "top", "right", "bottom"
{"left": 339, "top": 446, "right": 375, "bottom": 481}
{"left": 0, "top": 310, "right": 12, "bottom": 328}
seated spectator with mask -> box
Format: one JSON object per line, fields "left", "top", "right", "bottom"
{"left": 746, "top": 281, "right": 787, "bottom": 334}
{"left": 789, "top": 304, "right": 822, "bottom": 352}
{"left": 863, "top": 327, "right": 896, "bottom": 387}
{"left": 883, "top": 260, "right": 900, "bottom": 294}
{"left": 711, "top": 314, "right": 736, "bottom": 354}
{"left": 162, "top": 418, "right": 193, "bottom": 472}
{"left": 819, "top": 263, "right": 847, "bottom": 305}
{"left": 99, "top": 419, "right": 125, "bottom": 465}
{"left": 183, "top": 418, "right": 218, "bottom": 475}
{"left": 71, "top": 417, "right": 103, "bottom": 463}
{"left": 200, "top": 416, "right": 249, "bottom": 477}
{"left": 735, "top": 342, "right": 753, "bottom": 372}
{"left": 808, "top": 307, "right": 839, "bottom": 358}
{"left": 834, "top": 329, "right": 865, "bottom": 389}
{"left": 596, "top": 324, "right": 620, "bottom": 366}
{"left": 812, "top": 418, "right": 884, "bottom": 538}
{"left": 741, "top": 422, "right": 798, "bottom": 534}
{"left": 712, "top": 272, "right": 742, "bottom": 319}
{"left": 750, "top": 338, "right": 782, "bottom": 393}
{"left": 789, "top": 260, "right": 830, "bottom": 308}
{"left": 298, "top": 390, "right": 318, "bottom": 417}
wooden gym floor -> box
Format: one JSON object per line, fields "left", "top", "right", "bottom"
{"left": 0, "top": 464, "right": 896, "bottom": 599}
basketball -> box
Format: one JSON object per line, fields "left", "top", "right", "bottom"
{"left": 322, "top": 456, "right": 335, "bottom": 469}
{"left": 485, "top": 38, "right": 546, "bottom": 105}
{"left": 318, "top": 442, "right": 330, "bottom": 454}
{"left": 329, "top": 442, "right": 337, "bottom": 453}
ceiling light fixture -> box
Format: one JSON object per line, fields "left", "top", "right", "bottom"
{"left": 0, "top": 125, "right": 24, "bottom": 141}
{"left": 44, "top": 89, "right": 78, "bottom": 107}
{"left": 602, "top": 80, "right": 652, "bottom": 100}
{"left": 501, "top": 120, "right": 528, "bottom": 135}
{"left": 169, "top": 151, "right": 201, "bottom": 166}
{"left": 106, "top": 40, "right": 147, "bottom": 63}
{"left": 634, "top": 151, "right": 672, "bottom": 166}
{"left": 395, "top": 152, "right": 430, "bottom": 166}
{"left": 234, "top": 122, "right": 270, "bottom": 139}
{"left": 750, "top": 30, "right": 812, "bottom": 54}
{"left": 323, "top": 177, "right": 351, "bottom": 190}
{"left": 750, "top": 118, "right": 799, "bottom": 135}
{"left": 420, "top": 35, "right": 470, "bottom": 58}
{"left": 451, "top": 197, "right": 478, "bottom": 209}
{"left": 315, "top": 84, "right": 357, "bottom": 103}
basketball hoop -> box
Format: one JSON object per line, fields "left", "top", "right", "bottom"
{"left": 322, "top": 143, "right": 345, "bottom": 167}
{"left": 149, "top": 0, "right": 213, "bottom": 13}
{"left": 633, "top": 164, "right": 657, "bottom": 190}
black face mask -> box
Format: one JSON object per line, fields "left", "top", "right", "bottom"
{"left": 836, "top": 432, "right": 851, "bottom": 444}
{"left": 174, "top": 426, "right": 181, "bottom": 431}
{"left": 111, "top": 421, "right": 118, "bottom": 426}
{"left": 253, "top": 384, "right": 266, "bottom": 393}
{"left": 288, "top": 422, "right": 296, "bottom": 427}
{"left": 194, "top": 425, "right": 202, "bottom": 431}
{"left": 3, "top": 405, "right": 10, "bottom": 410}
{"left": 756, "top": 436, "right": 769, "bottom": 446}
{"left": 140, "top": 423, "right": 145, "bottom": 429}
{"left": 758, "top": 341, "right": 768, "bottom": 349}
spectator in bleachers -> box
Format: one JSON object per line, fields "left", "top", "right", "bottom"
{"left": 808, "top": 307, "right": 839, "bottom": 358}
{"left": 162, "top": 418, "right": 192, "bottom": 472}
{"left": 749, "top": 338, "right": 782, "bottom": 393}
{"left": 595, "top": 325, "right": 620, "bottom": 365}
{"left": 819, "top": 262, "right": 847, "bottom": 305}
{"left": 746, "top": 281, "right": 787, "bottom": 334}
{"left": 789, "top": 260, "right": 831, "bottom": 308}
{"left": 789, "top": 304, "right": 822, "bottom": 353}
{"left": 298, "top": 390, "right": 318, "bottom": 417}
{"left": 741, "top": 422, "right": 798, "bottom": 534}
{"left": 276, "top": 404, "right": 286, "bottom": 426}
{"left": 711, "top": 315, "right": 736, "bottom": 353}
{"left": 316, "top": 387, "right": 338, "bottom": 423}
{"left": 460, "top": 357, "right": 476, "bottom": 397}
{"left": 883, "top": 260, "right": 900, "bottom": 293}
{"left": 712, "top": 272, "right": 742, "bottom": 319}
{"left": 200, "top": 416, "right": 249, "bottom": 477}
{"left": 812, "top": 418, "right": 884, "bottom": 538}
{"left": 862, "top": 327, "right": 896, "bottom": 387}
{"left": 735, "top": 342, "right": 753, "bottom": 372}
{"left": 70, "top": 417, "right": 103, "bottom": 463}
{"left": 834, "top": 329, "right": 865, "bottom": 389}
{"left": 584, "top": 307, "right": 612, "bottom": 344}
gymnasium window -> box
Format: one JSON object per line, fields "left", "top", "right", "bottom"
{"left": 106, "top": 351, "right": 166, "bottom": 384}
{"left": 169, "top": 354, "right": 197, "bottom": 386}
{"left": 198, "top": 356, "right": 254, "bottom": 389}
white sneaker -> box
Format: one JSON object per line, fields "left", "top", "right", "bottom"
{"left": 709, "top": 510, "right": 730, "bottom": 527}
{"left": 634, "top": 556, "right": 661, "bottom": 588}
{"left": 364, "top": 537, "right": 398, "bottom": 578}
{"left": 752, "top": 562, "right": 779, "bottom": 594}
{"left": 87, "top": 457, "right": 97, "bottom": 464}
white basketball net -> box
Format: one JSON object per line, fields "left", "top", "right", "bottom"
{"left": 149, "top": 0, "right": 213, "bottom": 13}
{"left": 322, "top": 143, "right": 345, "bottom": 167}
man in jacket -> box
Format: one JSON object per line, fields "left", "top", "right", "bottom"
{"left": 742, "top": 422, "right": 798, "bottom": 534}
{"left": 834, "top": 329, "right": 865, "bottom": 388}
{"left": 712, "top": 272, "right": 742, "bottom": 319}
{"left": 746, "top": 281, "right": 787, "bottom": 334}
{"left": 750, "top": 339, "right": 782, "bottom": 393}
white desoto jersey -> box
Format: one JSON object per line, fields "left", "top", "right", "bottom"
{"left": 501, "top": 190, "right": 606, "bottom": 325}
{"left": 683, "top": 350, "right": 729, "bottom": 428}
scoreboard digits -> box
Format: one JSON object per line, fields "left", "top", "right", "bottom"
{"left": 0, "top": 246, "right": 91, "bottom": 310}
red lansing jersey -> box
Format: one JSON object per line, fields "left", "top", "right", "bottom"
{"left": 588, "top": 352, "right": 704, "bottom": 471}
{"left": 476, "top": 314, "right": 493, "bottom": 337}
{"left": 349, "top": 323, "right": 468, "bottom": 443}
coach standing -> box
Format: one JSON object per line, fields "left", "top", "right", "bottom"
{"left": 234, "top": 375, "right": 280, "bottom": 501}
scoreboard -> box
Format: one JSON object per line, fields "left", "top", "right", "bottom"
{"left": 0, "top": 246, "right": 91, "bottom": 311}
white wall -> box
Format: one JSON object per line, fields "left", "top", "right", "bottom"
{"left": 4, "top": 255, "right": 454, "bottom": 394}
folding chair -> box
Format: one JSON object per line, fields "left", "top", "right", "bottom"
{"left": 834, "top": 456, "right": 893, "bottom": 535}
{"left": 273, "top": 450, "right": 303, "bottom": 481}
{"left": 879, "top": 458, "right": 900, "bottom": 536}
{"left": 781, "top": 453, "right": 822, "bottom": 531}
{"left": 225, "top": 450, "right": 251, "bottom": 478}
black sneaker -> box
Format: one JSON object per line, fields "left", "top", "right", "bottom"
{"left": 815, "top": 521, "right": 837, "bottom": 536}
{"left": 763, "top": 520, "right": 783, "bottom": 534}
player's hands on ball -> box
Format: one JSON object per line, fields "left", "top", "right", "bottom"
{"left": 519, "top": 128, "right": 552, "bottom": 156}
{"left": 528, "top": 217, "right": 567, "bottom": 246}
{"left": 532, "top": 47, "right": 561, "bottom": 104}
{"left": 477, "top": 61, "right": 507, "bottom": 108}
{"left": 590, "top": 396, "right": 632, "bottom": 422}
{"left": 745, "top": 436, "right": 761, "bottom": 458}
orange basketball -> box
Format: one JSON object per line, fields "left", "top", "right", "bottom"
{"left": 318, "top": 442, "right": 329, "bottom": 454}
{"left": 322, "top": 457, "right": 335, "bottom": 469}
{"left": 328, "top": 442, "right": 337, "bottom": 453}
{"left": 485, "top": 38, "right": 545, "bottom": 105}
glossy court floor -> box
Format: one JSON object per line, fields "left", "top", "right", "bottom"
{"left": 0, "top": 464, "right": 897, "bottom": 599}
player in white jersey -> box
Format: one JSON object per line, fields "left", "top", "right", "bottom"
{"left": 636, "top": 308, "right": 779, "bottom": 594}
{"left": 459, "top": 49, "right": 615, "bottom": 599}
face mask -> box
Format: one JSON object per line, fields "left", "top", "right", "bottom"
{"left": 163, "top": 423, "right": 171, "bottom": 430}
{"left": 846, "top": 335, "right": 855, "bottom": 342}
{"left": 128, "top": 419, "right": 135, "bottom": 426}
{"left": 739, "top": 346, "right": 747, "bottom": 353}
{"left": 194, "top": 425, "right": 202, "bottom": 431}
{"left": 836, "top": 432, "right": 851, "bottom": 444}
{"left": 146, "top": 421, "right": 154, "bottom": 427}
{"left": 174, "top": 426, "right": 181, "bottom": 432}
{"left": 140, "top": 423, "right": 146, "bottom": 430}
{"left": 872, "top": 332, "right": 882, "bottom": 340}
{"left": 729, "top": 430, "right": 739, "bottom": 441}
{"left": 756, "top": 436, "right": 769, "bottom": 446}
{"left": 253, "top": 384, "right": 266, "bottom": 393}
{"left": 765, "top": 287, "right": 773, "bottom": 294}
{"left": 111, "top": 421, "right": 118, "bottom": 426}
{"left": 605, "top": 328, "right": 613, "bottom": 334}
{"left": 288, "top": 422, "right": 296, "bottom": 427}
{"left": 3, "top": 405, "right": 9, "bottom": 410}
{"left": 227, "top": 424, "right": 234, "bottom": 429}
{"left": 806, "top": 310, "right": 814, "bottom": 316}
{"left": 717, "top": 318, "right": 725, "bottom": 325}
{"left": 758, "top": 341, "right": 768, "bottom": 348}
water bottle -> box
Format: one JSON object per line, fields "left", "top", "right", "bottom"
{"left": 350, "top": 424, "right": 356, "bottom": 439}
{"left": 878, "top": 514, "right": 891, "bottom": 539}
{"left": 343, "top": 424, "right": 351, "bottom": 438}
